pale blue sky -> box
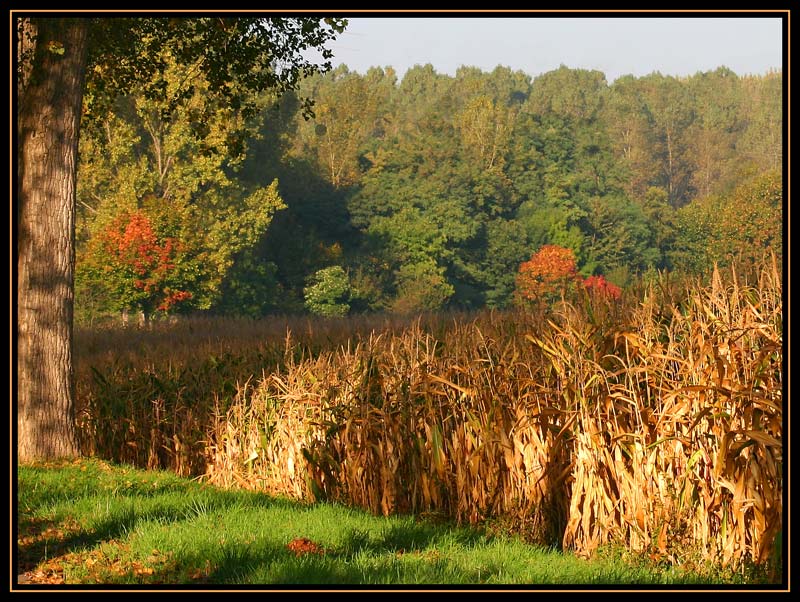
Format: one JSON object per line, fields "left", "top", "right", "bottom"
{"left": 313, "top": 16, "right": 783, "bottom": 82}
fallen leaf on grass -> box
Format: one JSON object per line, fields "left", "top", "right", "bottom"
{"left": 287, "top": 537, "right": 326, "bottom": 557}
{"left": 188, "top": 559, "right": 213, "bottom": 581}
{"left": 17, "top": 569, "right": 64, "bottom": 585}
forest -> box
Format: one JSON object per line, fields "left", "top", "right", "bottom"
{"left": 73, "top": 60, "right": 783, "bottom": 322}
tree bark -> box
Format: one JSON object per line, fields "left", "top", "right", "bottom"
{"left": 17, "top": 18, "right": 89, "bottom": 461}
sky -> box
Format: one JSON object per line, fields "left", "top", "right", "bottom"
{"left": 310, "top": 16, "right": 784, "bottom": 83}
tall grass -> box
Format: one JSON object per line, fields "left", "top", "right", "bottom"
{"left": 74, "top": 259, "right": 783, "bottom": 572}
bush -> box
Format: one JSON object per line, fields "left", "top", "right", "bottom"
{"left": 304, "top": 266, "right": 351, "bottom": 317}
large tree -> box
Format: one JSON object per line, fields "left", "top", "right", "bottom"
{"left": 16, "top": 15, "right": 347, "bottom": 461}
{"left": 74, "top": 49, "right": 288, "bottom": 322}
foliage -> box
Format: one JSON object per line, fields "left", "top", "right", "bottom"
{"left": 582, "top": 274, "right": 622, "bottom": 301}
{"left": 304, "top": 266, "right": 351, "bottom": 317}
{"left": 391, "top": 261, "right": 455, "bottom": 314}
{"left": 80, "top": 17, "right": 348, "bottom": 124}
{"left": 514, "top": 244, "right": 580, "bottom": 305}
{"left": 76, "top": 48, "right": 288, "bottom": 319}
{"left": 478, "top": 218, "right": 531, "bottom": 309}
{"left": 73, "top": 58, "right": 782, "bottom": 319}
{"left": 289, "top": 65, "right": 396, "bottom": 188}
{"left": 65, "top": 17, "right": 347, "bottom": 323}
{"left": 672, "top": 169, "right": 782, "bottom": 274}
{"left": 214, "top": 254, "right": 281, "bottom": 318}
{"left": 77, "top": 205, "right": 195, "bottom": 316}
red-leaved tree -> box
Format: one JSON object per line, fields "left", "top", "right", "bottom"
{"left": 78, "top": 209, "right": 193, "bottom": 319}
{"left": 515, "top": 245, "right": 625, "bottom": 309}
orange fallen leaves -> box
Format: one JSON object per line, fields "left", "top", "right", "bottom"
{"left": 17, "top": 569, "right": 65, "bottom": 585}
{"left": 16, "top": 538, "right": 178, "bottom": 586}
{"left": 287, "top": 537, "right": 326, "bottom": 557}
{"left": 18, "top": 517, "right": 83, "bottom": 548}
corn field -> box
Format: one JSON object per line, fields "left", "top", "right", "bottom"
{"left": 75, "top": 259, "right": 783, "bottom": 570}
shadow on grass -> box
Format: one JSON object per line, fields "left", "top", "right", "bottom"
{"left": 16, "top": 485, "right": 308, "bottom": 579}
{"left": 18, "top": 465, "right": 532, "bottom": 586}
{"left": 68, "top": 507, "right": 495, "bottom": 586}
{"left": 339, "top": 519, "right": 487, "bottom": 556}
{"left": 154, "top": 516, "right": 492, "bottom": 585}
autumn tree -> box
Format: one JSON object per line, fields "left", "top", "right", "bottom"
{"left": 582, "top": 274, "right": 622, "bottom": 301}
{"left": 77, "top": 202, "right": 196, "bottom": 322}
{"left": 16, "top": 15, "right": 347, "bottom": 461}
{"left": 514, "top": 244, "right": 580, "bottom": 305}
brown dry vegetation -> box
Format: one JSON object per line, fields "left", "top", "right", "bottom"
{"left": 74, "top": 258, "right": 783, "bottom": 570}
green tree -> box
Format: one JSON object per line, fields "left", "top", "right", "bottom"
{"left": 214, "top": 253, "right": 281, "bottom": 318}
{"left": 475, "top": 218, "right": 531, "bottom": 308}
{"left": 392, "top": 261, "right": 454, "bottom": 314}
{"left": 604, "top": 74, "right": 660, "bottom": 202}
{"left": 739, "top": 70, "right": 782, "bottom": 172}
{"left": 672, "top": 169, "right": 782, "bottom": 273}
{"left": 582, "top": 193, "right": 660, "bottom": 279}
{"left": 304, "top": 266, "right": 351, "bottom": 317}
{"left": 638, "top": 73, "right": 696, "bottom": 207}
{"left": 637, "top": 186, "right": 676, "bottom": 270}
{"left": 347, "top": 101, "right": 477, "bottom": 308}
{"left": 290, "top": 65, "right": 395, "bottom": 188}
{"left": 527, "top": 65, "right": 608, "bottom": 123}
{"left": 16, "top": 15, "right": 346, "bottom": 461}
{"left": 455, "top": 92, "right": 517, "bottom": 172}
{"left": 685, "top": 67, "right": 743, "bottom": 198}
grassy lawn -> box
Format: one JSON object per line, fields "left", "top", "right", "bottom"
{"left": 15, "top": 458, "right": 770, "bottom": 588}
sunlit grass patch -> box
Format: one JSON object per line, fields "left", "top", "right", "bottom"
{"left": 16, "top": 458, "right": 773, "bottom": 586}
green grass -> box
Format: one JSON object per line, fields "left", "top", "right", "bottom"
{"left": 16, "top": 458, "right": 770, "bottom": 587}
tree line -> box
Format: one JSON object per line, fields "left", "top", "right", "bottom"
{"left": 74, "top": 60, "right": 782, "bottom": 321}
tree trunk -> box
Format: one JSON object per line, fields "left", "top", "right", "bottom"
{"left": 17, "top": 18, "right": 89, "bottom": 461}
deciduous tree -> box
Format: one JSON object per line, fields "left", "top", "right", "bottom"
{"left": 304, "top": 266, "right": 351, "bottom": 317}
{"left": 514, "top": 244, "right": 580, "bottom": 305}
